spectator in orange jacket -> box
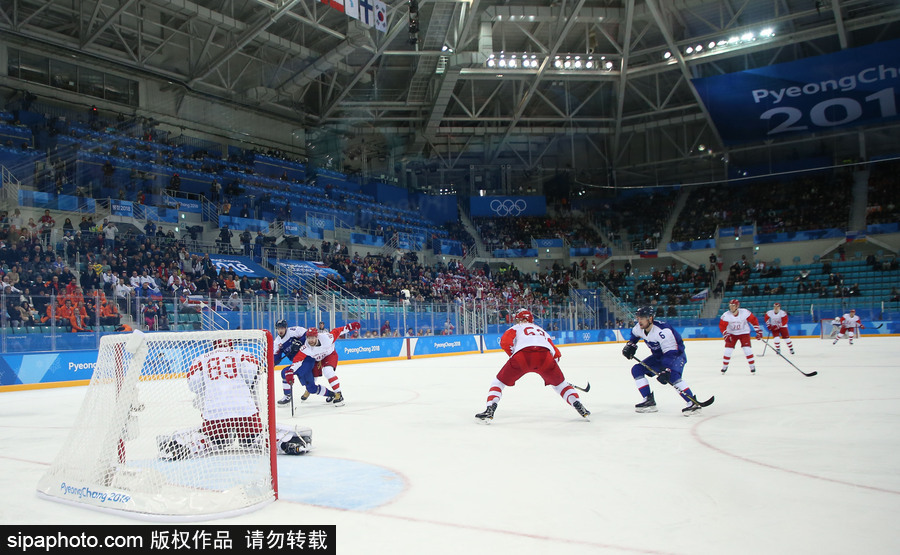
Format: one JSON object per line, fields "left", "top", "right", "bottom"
{"left": 99, "top": 300, "right": 121, "bottom": 325}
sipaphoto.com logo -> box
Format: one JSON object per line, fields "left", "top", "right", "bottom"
{"left": 490, "top": 198, "right": 527, "bottom": 216}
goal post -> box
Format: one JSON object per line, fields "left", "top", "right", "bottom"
{"left": 820, "top": 319, "right": 863, "bottom": 340}
{"left": 37, "top": 329, "right": 277, "bottom": 521}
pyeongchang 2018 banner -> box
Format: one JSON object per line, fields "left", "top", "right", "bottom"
{"left": 692, "top": 38, "right": 900, "bottom": 145}
{"left": 469, "top": 196, "right": 547, "bottom": 218}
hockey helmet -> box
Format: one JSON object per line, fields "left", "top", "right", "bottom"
{"left": 635, "top": 306, "right": 654, "bottom": 319}
{"left": 275, "top": 319, "right": 287, "bottom": 329}
{"left": 514, "top": 309, "right": 534, "bottom": 323}
{"left": 729, "top": 299, "right": 741, "bottom": 307}
{"left": 213, "top": 338, "right": 233, "bottom": 349}
{"left": 305, "top": 327, "right": 319, "bottom": 338}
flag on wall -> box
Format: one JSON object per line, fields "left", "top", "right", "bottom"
{"left": 358, "top": 0, "right": 374, "bottom": 27}
{"left": 344, "top": 0, "right": 360, "bottom": 19}
{"left": 374, "top": 0, "right": 387, "bottom": 32}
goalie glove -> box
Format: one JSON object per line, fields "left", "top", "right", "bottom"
{"left": 656, "top": 368, "right": 671, "bottom": 385}
{"left": 622, "top": 342, "right": 637, "bottom": 360}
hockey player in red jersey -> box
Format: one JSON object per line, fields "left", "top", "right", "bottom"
{"left": 287, "top": 322, "right": 361, "bottom": 407}
{"left": 475, "top": 309, "right": 590, "bottom": 423}
{"left": 833, "top": 308, "right": 864, "bottom": 345}
{"left": 764, "top": 302, "right": 794, "bottom": 355}
{"left": 158, "top": 338, "right": 312, "bottom": 459}
{"left": 719, "top": 299, "right": 763, "bottom": 374}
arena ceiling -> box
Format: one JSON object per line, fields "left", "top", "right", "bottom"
{"left": 2, "top": 0, "right": 900, "bottom": 190}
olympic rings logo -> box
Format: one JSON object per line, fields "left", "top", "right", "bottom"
{"left": 490, "top": 199, "right": 527, "bottom": 216}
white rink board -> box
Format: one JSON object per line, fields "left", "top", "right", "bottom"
{"left": 2, "top": 336, "right": 899, "bottom": 554}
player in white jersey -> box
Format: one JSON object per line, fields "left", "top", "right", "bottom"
{"left": 157, "top": 338, "right": 312, "bottom": 459}
{"left": 833, "top": 308, "right": 864, "bottom": 345}
{"left": 719, "top": 299, "right": 763, "bottom": 374}
{"left": 474, "top": 309, "right": 590, "bottom": 423}
{"left": 764, "top": 302, "right": 794, "bottom": 355}
{"left": 288, "top": 322, "right": 361, "bottom": 407}
{"left": 622, "top": 306, "right": 704, "bottom": 415}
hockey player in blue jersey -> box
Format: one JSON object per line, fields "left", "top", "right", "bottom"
{"left": 274, "top": 319, "right": 313, "bottom": 404}
{"left": 621, "top": 306, "right": 702, "bottom": 416}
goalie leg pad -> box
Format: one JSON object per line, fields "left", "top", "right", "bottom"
{"left": 157, "top": 428, "right": 210, "bottom": 460}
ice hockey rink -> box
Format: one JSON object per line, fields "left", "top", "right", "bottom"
{"left": 2, "top": 335, "right": 899, "bottom": 554}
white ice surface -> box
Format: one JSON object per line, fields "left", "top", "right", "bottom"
{"left": 2, "top": 336, "right": 899, "bottom": 554}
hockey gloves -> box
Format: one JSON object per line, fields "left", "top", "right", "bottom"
{"left": 755, "top": 330, "right": 763, "bottom": 340}
{"left": 347, "top": 321, "right": 361, "bottom": 331}
{"left": 282, "top": 367, "right": 294, "bottom": 385}
{"left": 656, "top": 368, "right": 671, "bottom": 385}
{"left": 622, "top": 342, "right": 637, "bottom": 360}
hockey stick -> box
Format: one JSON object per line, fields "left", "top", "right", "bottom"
{"left": 758, "top": 338, "right": 817, "bottom": 377}
{"left": 572, "top": 382, "right": 591, "bottom": 393}
{"left": 636, "top": 360, "right": 715, "bottom": 407}
{"left": 760, "top": 332, "right": 771, "bottom": 357}
{"left": 872, "top": 323, "right": 884, "bottom": 329}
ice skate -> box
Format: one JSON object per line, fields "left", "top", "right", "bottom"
{"left": 775, "top": 348, "right": 780, "bottom": 355}
{"left": 635, "top": 392, "right": 658, "bottom": 413}
{"left": 790, "top": 348, "right": 795, "bottom": 354}
{"left": 682, "top": 404, "right": 702, "bottom": 417}
{"left": 300, "top": 391, "right": 310, "bottom": 402}
{"left": 573, "top": 400, "right": 591, "bottom": 421}
{"left": 331, "top": 392, "right": 345, "bottom": 407}
{"left": 721, "top": 366, "right": 728, "bottom": 374}
{"left": 277, "top": 395, "right": 292, "bottom": 405}
{"left": 750, "top": 366, "right": 756, "bottom": 374}
{"left": 475, "top": 402, "right": 497, "bottom": 423}
{"left": 849, "top": 339, "right": 854, "bottom": 345}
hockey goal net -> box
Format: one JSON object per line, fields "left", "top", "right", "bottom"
{"left": 820, "top": 319, "right": 862, "bottom": 340}
{"left": 37, "top": 329, "right": 276, "bottom": 521}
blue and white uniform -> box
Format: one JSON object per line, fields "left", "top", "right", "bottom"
{"left": 275, "top": 325, "right": 309, "bottom": 398}
{"left": 274, "top": 325, "right": 309, "bottom": 364}
{"left": 626, "top": 320, "right": 696, "bottom": 407}
{"left": 627, "top": 320, "right": 687, "bottom": 379}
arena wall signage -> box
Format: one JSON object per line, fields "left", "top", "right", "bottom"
{"left": 693, "top": 38, "right": 900, "bottom": 144}
{"left": 469, "top": 196, "right": 547, "bottom": 218}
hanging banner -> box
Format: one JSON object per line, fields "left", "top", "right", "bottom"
{"left": 693, "top": 38, "right": 900, "bottom": 144}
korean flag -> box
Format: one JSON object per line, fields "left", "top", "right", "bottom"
{"left": 374, "top": 0, "right": 388, "bottom": 32}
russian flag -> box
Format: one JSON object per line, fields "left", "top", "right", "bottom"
{"left": 639, "top": 249, "right": 658, "bottom": 258}
{"left": 690, "top": 288, "right": 709, "bottom": 302}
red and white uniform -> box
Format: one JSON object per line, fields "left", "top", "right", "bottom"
{"left": 187, "top": 346, "right": 263, "bottom": 441}
{"left": 835, "top": 312, "right": 864, "bottom": 343}
{"left": 486, "top": 322, "right": 578, "bottom": 406}
{"left": 719, "top": 307, "right": 762, "bottom": 372}
{"left": 765, "top": 306, "right": 794, "bottom": 352}
{"left": 765, "top": 309, "right": 790, "bottom": 339}
{"left": 291, "top": 325, "right": 354, "bottom": 393}
{"left": 720, "top": 308, "right": 762, "bottom": 346}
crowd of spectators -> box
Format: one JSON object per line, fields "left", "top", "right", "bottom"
{"left": 472, "top": 214, "right": 608, "bottom": 252}
{"left": 671, "top": 173, "right": 853, "bottom": 242}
